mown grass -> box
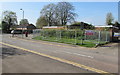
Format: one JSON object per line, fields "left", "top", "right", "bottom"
{"left": 33, "top": 36, "right": 107, "bottom": 48}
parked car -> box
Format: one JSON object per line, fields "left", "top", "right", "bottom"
{"left": 11, "top": 30, "right": 23, "bottom": 34}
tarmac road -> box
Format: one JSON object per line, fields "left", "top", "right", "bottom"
{"left": 1, "top": 34, "right": 119, "bottom": 74}
{"left": 2, "top": 45, "right": 93, "bottom": 73}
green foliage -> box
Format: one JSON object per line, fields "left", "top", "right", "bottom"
{"left": 40, "top": 29, "right": 83, "bottom": 39}
{"left": 33, "top": 35, "right": 96, "bottom": 48}
{"left": 114, "top": 21, "right": 120, "bottom": 29}
{"left": 2, "top": 10, "right": 18, "bottom": 32}
{"left": 3, "top": 11, "right": 17, "bottom": 25}
{"left": 36, "top": 16, "right": 48, "bottom": 28}
{"left": 19, "top": 19, "right": 29, "bottom": 25}
{"left": 68, "top": 22, "right": 95, "bottom": 29}
{"left": 2, "top": 21, "right": 9, "bottom": 33}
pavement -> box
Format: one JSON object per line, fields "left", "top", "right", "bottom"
{"left": 0, "top": 34, "right": 119, "bottom": 74}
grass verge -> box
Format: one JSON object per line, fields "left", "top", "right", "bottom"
{"left": 33, "top": 36, "right": 107, "bottom": 48}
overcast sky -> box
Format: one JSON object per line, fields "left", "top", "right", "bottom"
{"left": 0, "top": 1, "right": 119, "bottom": 26}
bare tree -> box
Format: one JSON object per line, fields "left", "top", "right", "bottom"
{"left": 40, "top": 3, "right": 56, "bottom": 26}
{"left": 56, "top": 2, "right": 76, "bottom": 25}
{"left": 40, "top": 2, "right": 76, "bottom": 26}
{"left": 106, "top": 12, "right": 114, "bottom": 25}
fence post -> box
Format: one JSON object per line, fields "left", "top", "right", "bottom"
{"left": 84, "top": 30, "right": 86, "bottom": 40}
{"left": 75, "top": 30, "right": 77, "bottom": 44}
{"left": 106, "top": 31, "right": 108, "bottom": 42}
{"left": 43, "top": 30, "right": 44, "bottom": 39}
{"left": 33, "top": 30, "right": 35, "bottom": 38}
{"left": 81, "top": 30, "right": 84, "bottom": 45}
{"left": 56, "top": 30, "right": 58, "bottom": 41}
{"left": 98, "top": 31, "right": 101, "bottom": 45}
{"left": 60, "top": 30, "right": 61, "bottom": 39}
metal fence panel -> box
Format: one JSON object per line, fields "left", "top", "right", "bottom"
{"left": 32, "top": 29, "right": 111, "bottom": 45}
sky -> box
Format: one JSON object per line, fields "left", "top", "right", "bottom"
{"left": 0, "top": 2, "right": 118, "bottom": 26}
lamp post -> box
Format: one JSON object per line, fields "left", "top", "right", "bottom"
{"left": 20, "top": 8, "right": 24, "bottom": 19}
{"left": 20, "top": 8, "right": 24, "bottom": 38}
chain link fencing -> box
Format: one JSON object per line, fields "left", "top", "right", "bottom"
{"left": 84, "top": 30, "right": 110, "bottom": 45}
{"left": 32, "top": 29, "right": 111, "bottom": 47}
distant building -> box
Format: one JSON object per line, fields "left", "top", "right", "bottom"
{"left": 10, "top": 24, "right": 36, "bottom": 33}
{"left": 95, "top": 25, "right": 119, "bottom": 31}
{"left": 95, "top": 25, "right": 119, "bottom": 42}
{"left": 67, "top": 22, "right": 95, "bottom": 30}
{"left": 42, "top": 26, "right": 66, "bottom": 29}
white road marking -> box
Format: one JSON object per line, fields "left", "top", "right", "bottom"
{"left": 73, "top": 53, "right": 94, "bottom": 58}
{"left": 53, "top": 50, "right": 94, "bottom": 59}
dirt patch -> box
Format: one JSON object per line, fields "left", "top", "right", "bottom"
{"left": 1, "top": 45, "right": 30, "bottom": 59}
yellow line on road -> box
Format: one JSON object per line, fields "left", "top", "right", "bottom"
{"left": 0, "top": 42, "right": 114, "bottom": 75}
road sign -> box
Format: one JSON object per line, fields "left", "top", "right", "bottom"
{"left": 85, "top": 30, "right": 95, "bottom": 35}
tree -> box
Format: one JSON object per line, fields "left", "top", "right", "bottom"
{"left": 83, "top": 22, "right": 95, "bottom": 29}
{"left": 40, "top": 3, "right": 56, "bottom": 26}
{"left": 2, "top": 11, "right": 17, "bottom": 30}
{"left": 106, "top": 12, "right": 114, "bottom": 25}
{"left": 56, "top": 2, "right": 76, "bottom": 25}
{"left": 114, "top": 21, "right": 120, "bottom": 29}
{"left": 40, "top": 2, "right": 76, "bottom": 26}
{"left": 19, "top": 19, "right": 29, "bottom": 25}
{"left": 1, "top": 21, "right": 9, "bottom": 33}
{"left": 2, "top": 11, "right": 17, "bottom": 32}
{"left": 36, "top": 16, "right": 48, "bottom": 28}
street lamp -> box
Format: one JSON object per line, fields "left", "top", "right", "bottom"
{"left": 20, "top": 8, "right": 24, "bottom": 19}
{"left": 20, "top": 8, "right": 24, "bottom": 38}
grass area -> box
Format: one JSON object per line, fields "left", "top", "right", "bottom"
{"left": 33, "top": 36, "right": 107, "bottom": 48}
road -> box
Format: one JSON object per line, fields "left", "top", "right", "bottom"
{"left": 1, "top": 34, "right": 119, "bottom": 74}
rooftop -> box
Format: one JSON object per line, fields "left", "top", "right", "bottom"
{"left": 95, "top": 25, "right": 119, "bottom": 29}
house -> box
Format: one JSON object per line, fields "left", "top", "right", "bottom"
{"left": 11, "top": 24, "right": 36, "bottom": 33}
{"left": 10, "top": 25, "right": 17, "bottom": 30}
